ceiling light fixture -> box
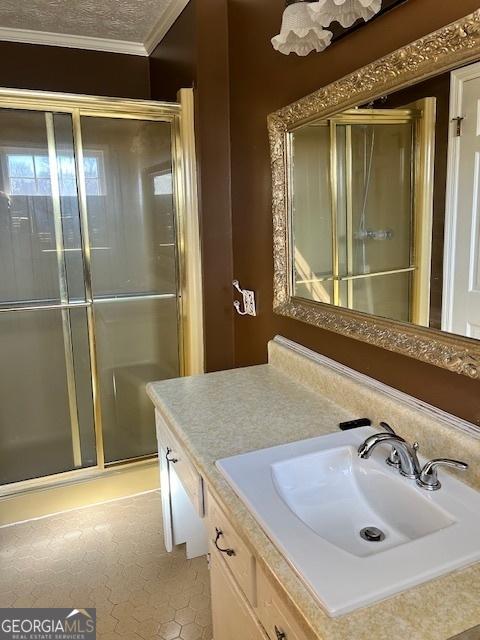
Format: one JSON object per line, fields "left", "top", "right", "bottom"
{"left": 309, "top": 0, "right": 383, "bottom": 29}
{"left": 272, "top": 0, "right": 383, "bottom": 56}
{"left": 271, "top": 1, "right": 333, "bottom": 57}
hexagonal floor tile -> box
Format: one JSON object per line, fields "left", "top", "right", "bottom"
{"left": 0, "top": 492, "right": 212, "bottom": 640}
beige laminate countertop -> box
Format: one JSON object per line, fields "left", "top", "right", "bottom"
{"left": 147, "top": 364, "right": 480, "bottom": 640}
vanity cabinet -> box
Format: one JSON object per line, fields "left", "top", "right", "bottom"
{"left": 206, "top": 489, "right": 316, "bottom": 640}
{"left": 206, "top": 489, "right": 257, "bottom": 606}
{"left": 210, "top": 550, "right": 267, "bottom": 640}
{"left": 155, "top": 410, "right": 208, "bottom": 559}
{"left": 155, "top": 409, "right": 317, "bottom": 640}
{"left": 256, "top": 565, "right": 313, "bottom": 640}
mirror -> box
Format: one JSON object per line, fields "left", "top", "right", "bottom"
{"left": 291, "top": 72, "right": 478, "bottom": 334}
{"left": 291, "top": 98, "right": 435, "bottom": 327}
{"left": 270, "top": 11, "right": 480, "bottom": 377}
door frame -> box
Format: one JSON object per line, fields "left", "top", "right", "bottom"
{"left": 0, "top": 87, "right": 203, "bottom": 500}
{"left": 443, "top": 61, "right": 480, "bottom": 333}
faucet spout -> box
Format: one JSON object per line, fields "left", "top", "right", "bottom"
{"left": 358, "top": 434, "right": 421, "bottom": 479}
{"left": 357, "top": 433, "right": 404, "bottom": 459}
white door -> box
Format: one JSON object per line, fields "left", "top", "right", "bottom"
{"left": 444, "top": 62, "right": 480, "bottom": 338}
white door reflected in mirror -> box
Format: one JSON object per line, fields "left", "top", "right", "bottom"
{"left": 443, "top": 62, "right": 480, "bottom": 340}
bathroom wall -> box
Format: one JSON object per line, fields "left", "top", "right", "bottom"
{"left": 227, "top": 0, "right": 480, "bottom": 425}
{"left": 2, "top": 3, "right": 479, "bottom": 424}
{"left": 0, "top": 26, "right": 235, "bottom": 374}
{"left": 0, "top": 41, "right": 150, "bottom": 98}
{"left": 149, "top": 0, "right": 480, "bottom": 424}
{"left": 150, "top": 0, "right": 235, "bottom": 373}
{"left": 149, "top": 0, "right": 196, "bottom": 102}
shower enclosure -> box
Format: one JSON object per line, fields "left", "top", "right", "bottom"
{"left": 292, "top": 101, "right": 434, "bottom": 326}
{"left": 0, "top": 90, "right": 198, "bottom": 492}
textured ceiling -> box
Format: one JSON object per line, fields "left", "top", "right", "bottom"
{"left": 0, "top": 0, "right": 176, "bottom": 42}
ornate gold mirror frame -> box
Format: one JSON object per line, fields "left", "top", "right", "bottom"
{"left": 269, "top": 10, "right": 480, "bottom": 379}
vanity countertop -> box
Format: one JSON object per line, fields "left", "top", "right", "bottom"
{"left": 147, "top": 356, "right": 480, "bottom": 640}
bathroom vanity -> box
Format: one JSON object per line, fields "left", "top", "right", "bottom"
{"left": 148, "top": 337, "right": 480, "bottom": 640}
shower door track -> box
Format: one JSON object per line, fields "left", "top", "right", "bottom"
{"left": 0, "top": 456, "right": 158, "bottom": 500}
{"left": 0, "top": 88, "right": 200, "bottom": 500}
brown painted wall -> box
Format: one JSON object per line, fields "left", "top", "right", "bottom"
{"left": 2, "top": 4, "right": 478, "bottom": 422}
{"left": 149, "top": 0, "right": 197, "bottom": 102}
{"left": 0, "top": 41, "right": 150, "bottom": 98}
{"left": 150, "top": 1, "right": 235, "bottom": 373}
{"left": 228, "top": 0, "right": 480, "bottom": 425}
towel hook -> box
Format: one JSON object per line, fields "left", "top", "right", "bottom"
{"left": 233, "top": 280, "right": 257, "bottom": 317}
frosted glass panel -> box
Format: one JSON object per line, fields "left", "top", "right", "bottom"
{"left": 70, "top": 307, "right": 96, "bottom": 467}
{"left": 94, "top": 298, "right": 180, "bottom": 463}
{"left": 54, "top": 113, "right": 86, "bottom": 303}
{"left": 291, "top": 125, "right": 333, "bottom": 304}
{"left": 0, "top": 110, "right": 86, "bottom": 307}
{"left": 351, "top": 272, "right": 412, "bottom": 323}
{"left": 81, "top": 116, "right": 181, "bottom": 464}
{"left": 0, "top": 110, "right": 60, "bottom": 306}
{"left": 0, "top": 108, "right": 182, "bottom": 482}
{"left": 290, "top": 111, "right": 418, "bottom": 324}
{"left": 80, "top": 117, "right": 177, "bottom": 298}
{"left": 0, "top": 109, "right": 95, "bottom": 486}
{"left": 349, "top": 123, "right": 413, "bottom": 275}
{"left": 0, "top": 308, "right": 95, "bottom": 485}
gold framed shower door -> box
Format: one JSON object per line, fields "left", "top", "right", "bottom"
{"left": 0, "top": 88, "right": 202, "bottom": 499}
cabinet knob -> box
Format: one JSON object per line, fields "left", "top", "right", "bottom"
{"left": 275, "top": 626, "right": 287, "bottom": 640}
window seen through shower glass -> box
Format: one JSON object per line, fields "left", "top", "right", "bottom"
{"left": 0, "top": 111, "right": 92, "bottom": 306}
{"left": 0, "top": 110, "right": 61, "bottom": 306}
{"left": 6, "top": 153, "right": 104, "bottom": 197}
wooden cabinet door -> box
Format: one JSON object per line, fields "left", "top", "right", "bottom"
{"left": 210, "top": 550, "right": 267, "bottom": 640}
{"left": 207, "top": 490, "right": 256, "bottom": 605}
{"left": 256, "top": 565, "right": 315, "bottom": 640}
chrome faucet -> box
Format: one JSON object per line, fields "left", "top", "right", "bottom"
{"left": 358, "top": 433, "right": 421, "bottom": 479}
{"left": 358, "top": 426, "right": 469, "bottom": 490}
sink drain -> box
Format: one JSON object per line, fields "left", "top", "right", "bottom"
{"left": 360, "top": 527, "right": 385, "bottom": 542}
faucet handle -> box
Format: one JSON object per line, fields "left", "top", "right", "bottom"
{"left": 379, "top": 422, "right": 401, "bottom": 468}
{"left": 379, "top": 421, "right": 395, "bottom": 435}
{"left": 417, "top": 458, "right": 468, "bottom": 491}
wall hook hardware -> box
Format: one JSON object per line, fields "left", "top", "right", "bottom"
{"left": 233, "top": 280, "right": 257, "bottom": 317}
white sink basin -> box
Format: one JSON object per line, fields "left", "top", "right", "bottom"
{"left": 216, "top": 427, "right": 480, "bottom": 616}
{"left": 272, "top": 445, "right": 454, "bottom": 558}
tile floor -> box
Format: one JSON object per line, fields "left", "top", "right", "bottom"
{"left": 0, "top": 491, "right": 212, "bottom": 640}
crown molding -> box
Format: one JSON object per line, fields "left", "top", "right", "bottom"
{"left": 144, "top": 0, "right": 190, "bottom": 55}
{"left": 0, "top": 26, "right": 148, "bottom": 56}
{"left": 0, "top": 0, "right": 190, "bottom": 56}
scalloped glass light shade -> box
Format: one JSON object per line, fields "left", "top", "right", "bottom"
{"left": 271, "top": 3, "right": 333, "bottom": 56}
{"left": 309, "top": 0, "right": 382, "bottom": 29}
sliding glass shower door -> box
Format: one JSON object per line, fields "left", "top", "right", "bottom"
{"left": 0, "top": 102, "right": 182, "bottom": 487}
{"left": 0, "top": 108, "right": 96, "bottom": 485}
{"left": 79, "top": 116, "right": 180, "bottom": 464}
